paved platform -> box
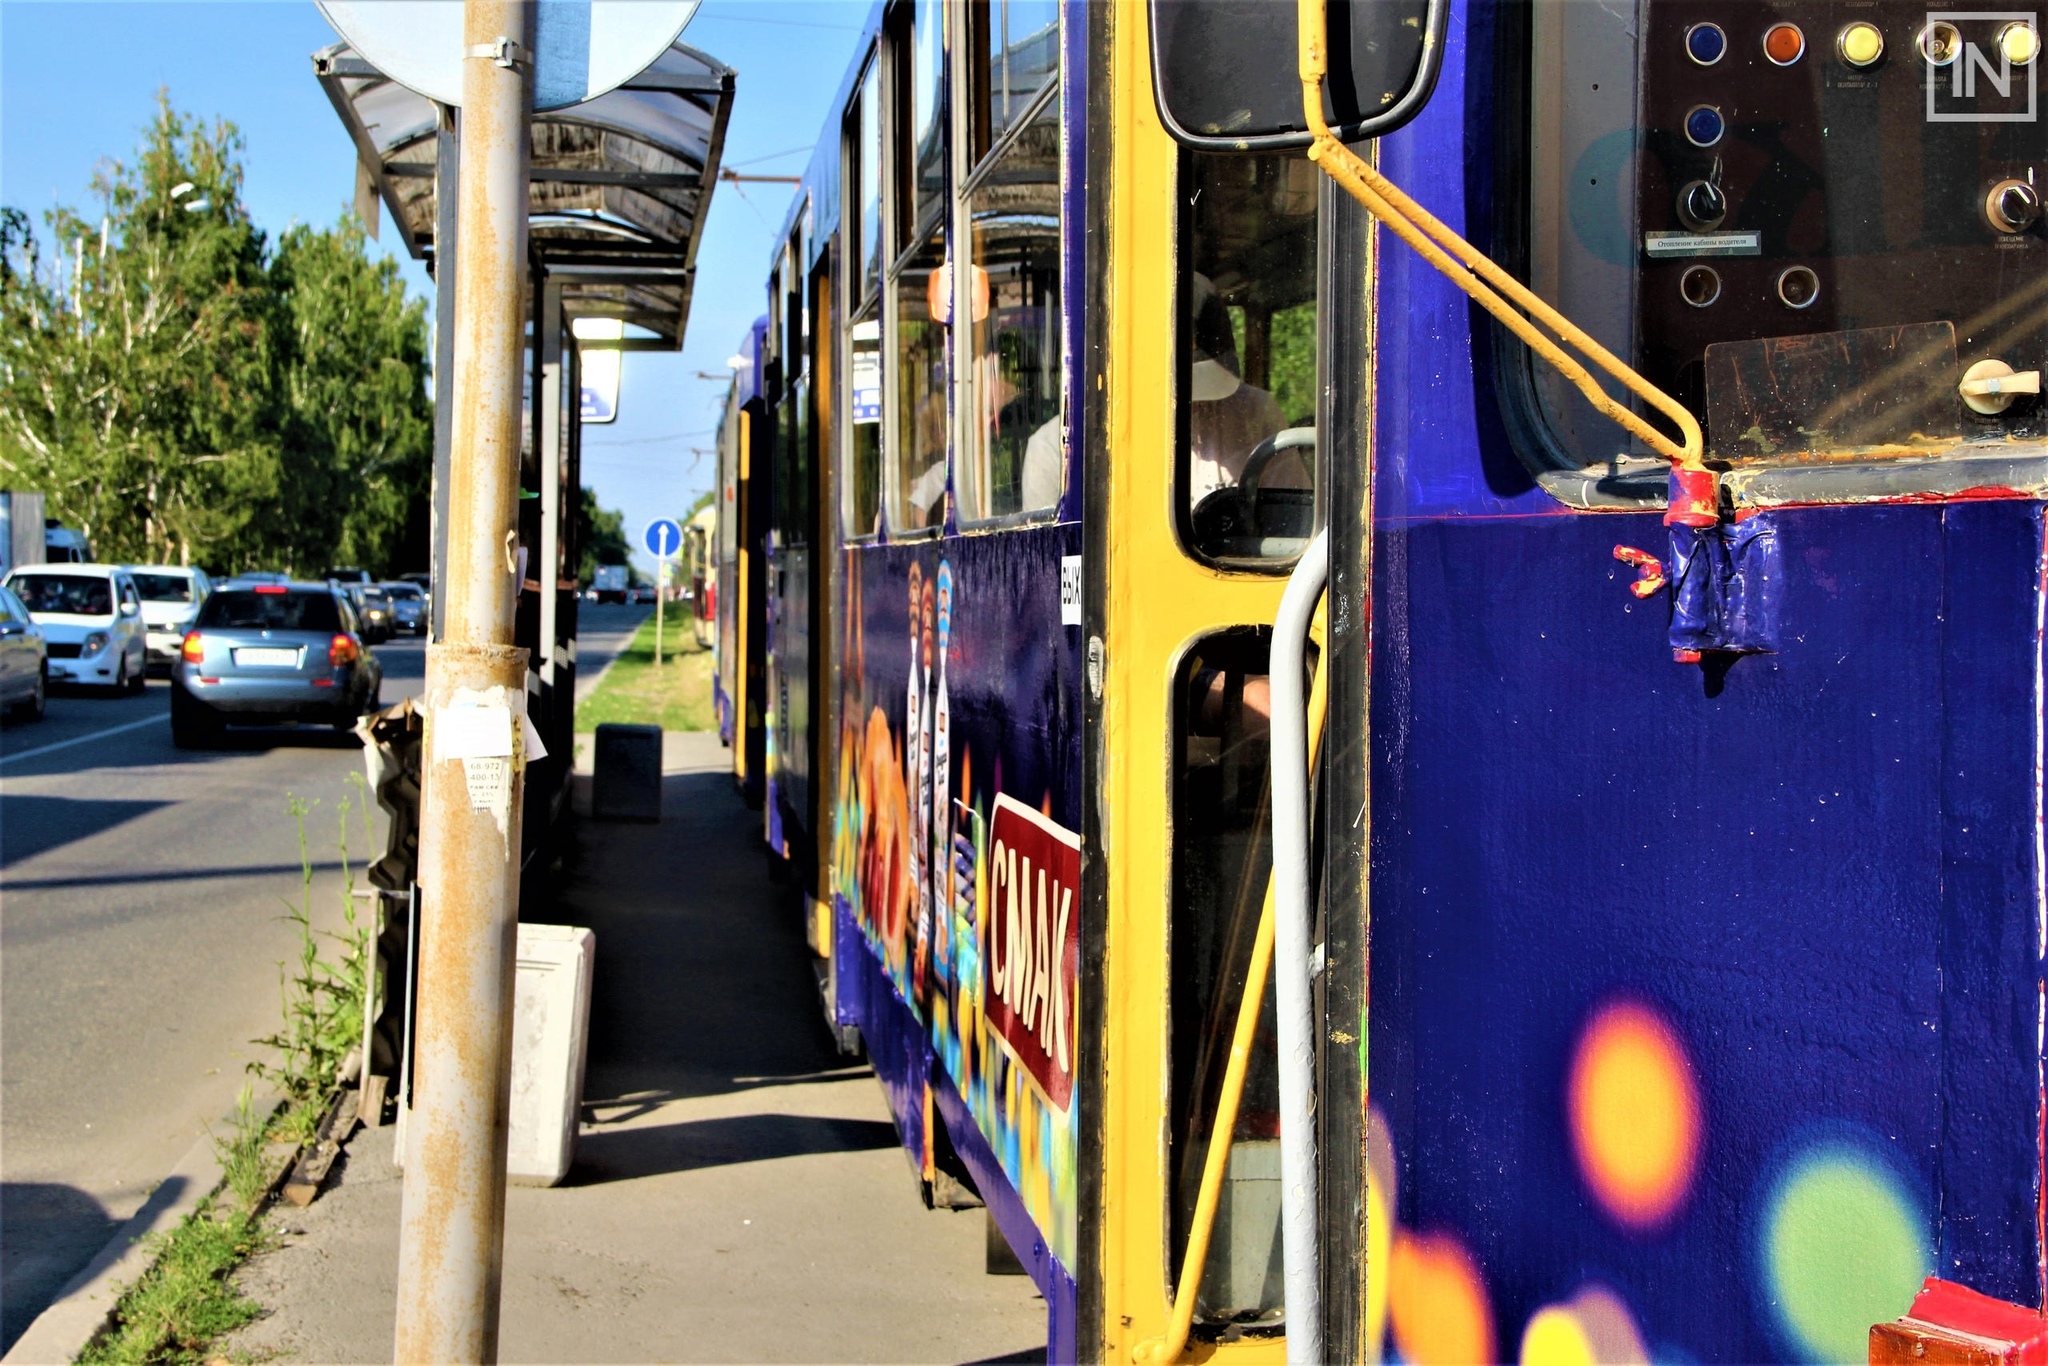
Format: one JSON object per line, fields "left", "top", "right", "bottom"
{"left": 221, "top": 731, "right": 1045, "bottom": 1364}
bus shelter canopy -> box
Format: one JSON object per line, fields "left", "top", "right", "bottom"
{"left": 313, "top": 39, "right": 734, "bottom": 350}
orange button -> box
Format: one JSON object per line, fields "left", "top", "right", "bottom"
{"left": 1765, "top": 22, "right": 1806, "bottom": 63}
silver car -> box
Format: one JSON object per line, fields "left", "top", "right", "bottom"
{"left": 170, "top": 583, "right": 383, "bottom": 747}
{"left": 0, "top": 583, "right": 48, "bottom": 720}
{"left": 379, "top": 581, "right": 427, "bottom": 635}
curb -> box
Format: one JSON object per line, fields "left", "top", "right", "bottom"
{"left": 2, "top": 1094, "right": 276, "bottom": 1366}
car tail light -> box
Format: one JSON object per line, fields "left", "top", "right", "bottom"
{"left": 181, "top": 631, "right": 204, "bottom": 663}
{"left": 329, "top": 634, "right": 359, "bottom": 667}
{"left": 254, "top": 584, "right": 287, "bottom": 594}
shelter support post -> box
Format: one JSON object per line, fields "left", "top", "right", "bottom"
{"left": 393, "top": 1, "right": 533, "bottom": 1361}
{"left": 538, "top": 275, "right": 563, "bottom": 688}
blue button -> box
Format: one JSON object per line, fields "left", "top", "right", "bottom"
{"left": 1686, "top": 22, "right": 1728, "bottom": 65}
{"left": 1685, "top": 104, "right": 1726, "bottom": 147}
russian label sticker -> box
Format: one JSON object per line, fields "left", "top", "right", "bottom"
{"left": 1645, "top": 230, "right": 1762, "bottom": 259}
{"left": 1060, "top": 555, "right": 1082, "bottom": 626}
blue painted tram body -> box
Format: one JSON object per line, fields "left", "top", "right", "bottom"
{"left": 716, "top": 0, "right": 2048, "bottom": 1358}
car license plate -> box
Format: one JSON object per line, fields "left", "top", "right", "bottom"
{"left": 234, "top": 647, "right": 299, "bottom": 668}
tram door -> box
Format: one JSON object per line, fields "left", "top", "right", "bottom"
{"left": 1089, "top": 6, "right": 1330, "bottom": 1359}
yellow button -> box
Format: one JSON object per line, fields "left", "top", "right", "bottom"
{"left": 1838, "top": 20, "right": 1885, "bottom": 66}
{"left": 2002, "top": 21, "right": 2040, "bottom": 65}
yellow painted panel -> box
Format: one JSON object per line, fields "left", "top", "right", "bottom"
{"left": 1097, "top": 5, "right": 1292, "bottom": 1362}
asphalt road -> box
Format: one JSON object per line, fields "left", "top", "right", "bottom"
{"left": 0, "top": 603, "right": 649, "bottom": 1352}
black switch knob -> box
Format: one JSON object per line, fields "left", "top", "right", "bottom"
{"left": 1677, "top": 179, "right": 1727, "bottom": 232}
{"left": 1987, "top": 179, "right": 2042, "bottom": 233}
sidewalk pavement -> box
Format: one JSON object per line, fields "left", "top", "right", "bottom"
{"left": 221, "top": 730, "right": 1045, "bottom": 1364}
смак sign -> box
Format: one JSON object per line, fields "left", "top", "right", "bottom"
{"left": 983, "top": 794, "right": 1081, "bottom": 1112}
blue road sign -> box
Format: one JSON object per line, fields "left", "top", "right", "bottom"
{"left": 644, "top": 518, "right": 682, "bottom": 558}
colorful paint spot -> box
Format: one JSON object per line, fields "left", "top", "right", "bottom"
{"left": 1389, "top": 1230, "right": 1494, "bottom": 1366}
{"left": 1758, "top": 1137, "right": 1929, "bottom": 1363}
{"left": 1519, "top": 1285, "right": 1649, "bottom": 1366}
{"left": 1365, "top": 1107, "right": 1398, "bottom": 1364}
{"left": 1567, "top": 1000, "right": 1702, "bottom": 1230}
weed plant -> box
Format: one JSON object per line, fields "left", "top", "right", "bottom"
{"left": 249, "top": 790, "right": 372, "bottom": 1140}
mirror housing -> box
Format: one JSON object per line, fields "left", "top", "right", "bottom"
{"left": 1149, "top": 0, "right": 1447, "bottom": 151}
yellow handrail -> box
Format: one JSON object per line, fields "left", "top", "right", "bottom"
{"left": 1295, "top": 0, "right": 1707, "bottom": 476}
{"left": 1135, "top": 622, "right": 1331, "bottom": 1364}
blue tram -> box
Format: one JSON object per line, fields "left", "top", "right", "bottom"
{"left": 712, "top": 0, "right": 2048, "bottom": 1360}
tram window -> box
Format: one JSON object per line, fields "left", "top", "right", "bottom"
{"left": 892, "top": 0, "right": 946, "bottom": 247}
{"left": 887, "top": 232, "right": 949, "bottom": 532}
{"left": 845, "top": 313, "right": 884, "bottom": 536}
{"left": 960, "top": 87, "right": 1062, "bottom": 522}
{"left": 850, "top": 55, "right": 883, "bottom": 307}
{"left": 1170, "top": 629, "right": 1290, "bottom": 1331}
{"left": 1178, "top": 153, "right": 1319, "bottom": 568}
{"left": 969, "top": 0, "right": 1059, "bottom": 161}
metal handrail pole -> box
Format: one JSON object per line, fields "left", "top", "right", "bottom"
{"left": 1269, "top": 530, "right": 1328, "bottom": 1366}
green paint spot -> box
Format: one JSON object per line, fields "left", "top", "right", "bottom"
{"left": 1765, "top": 1149, "right": 1928, "bottom": 1363}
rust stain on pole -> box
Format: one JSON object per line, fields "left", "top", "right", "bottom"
{"left": 393, "top": 2, "right": 533, "bottom": 1362}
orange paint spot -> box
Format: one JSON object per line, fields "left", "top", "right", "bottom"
{"left": 1389, "top": 1230, "right": 1495, "bottom": 1365}
{"left": 1568, "top": 1000, "right": 1702, "bottom": 1230}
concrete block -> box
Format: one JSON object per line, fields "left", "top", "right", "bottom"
{"left": 591, "top": 722, "right": 661, "bottom": 821}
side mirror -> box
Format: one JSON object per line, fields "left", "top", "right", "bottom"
{"left": 120, "top": 599, "right": 139, "bottom": 618}
{"left": 1149, "top": 0, "right": 1446, "bottom": 150}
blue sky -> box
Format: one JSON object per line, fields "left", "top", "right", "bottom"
{"left": 0, "top": 0, "right": 867, "bottom": 571}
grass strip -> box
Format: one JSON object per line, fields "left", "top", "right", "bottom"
{"left": 77, "top": 1205, "right": 268, "bottom": 1366}
{"left": 576, "top": 612, "right": 716, "bottom": 733}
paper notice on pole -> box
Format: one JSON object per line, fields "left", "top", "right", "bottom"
{"left": 434, "top": 690, "right": 521, "bottom": 835}
{"left": 520, "top": 711, "right": 549, "bottom": 763}
{"left": 436, "top": 704, "right": 514, "bottom": 762}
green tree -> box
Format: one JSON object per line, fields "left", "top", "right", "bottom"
{"left": 575, "top": 485, "right": 630, "bottom": 585}
{"left": 0, "top": 95, "right": 284, "bottom": 567}
{"left": 272, "top": 216, "right": 432, "bottom": 575}
{"left": 0, "top": 95, "right": 431, "bottom": 575}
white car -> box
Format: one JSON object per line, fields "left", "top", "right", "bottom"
{"left": 124, "top": 564, "right": 214, "bottom": 673}
{"left": 5, "top": 564, "right": 148, "bottom": 694}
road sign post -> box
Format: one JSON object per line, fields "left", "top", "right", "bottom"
{"left": 645, "top": 518, "right": 681, "bottom": 671}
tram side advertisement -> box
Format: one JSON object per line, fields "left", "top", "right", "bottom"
{"left": 832, "top": 536, "right": 1082, "bottom": 1272}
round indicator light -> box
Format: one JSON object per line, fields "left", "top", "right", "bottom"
{"left": 1776, "top": 265, "right": 1820, "bottom": 309}
{"left": 1684, "top": 105, "right": 1726, "bottom": 147}
{"left": 1680, "top": 265, "right": 1723, "bottom": 308}
{"left": 1686, "top": 22, "right": 1729, "bottom": 65}
{"left": 1837, "top": 21, "right": 1885, "bottom": 67}
{"left": 1764, "top": 23, "right": 1806, "bottom": 64}
{"left": 1919, "top": 20, "right": 1962, "bottom": 65}
{"left": 2000, "top": 20, "right": 2040, "bottom": 64}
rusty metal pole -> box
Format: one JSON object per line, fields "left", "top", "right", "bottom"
{"left": 393, "top": 1, "right": 532, "bottom": 1361}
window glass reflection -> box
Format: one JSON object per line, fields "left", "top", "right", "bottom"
{"left": 910, "top": 2, "right": 946, "bottom": 237}
{"left": 963, "top": 94, "right": 1061, "bottom": 520}
{"left": 889, "top": 233, "right": 949, "bottom": 531}
{"left": 846, "top": 314, "right": 883, "bottom": 535}
{"left": 986, "top": 0, "right": 1058, "bottom": 146}
{"left": 1181, "top": 154, "right": 1319, "bottom": 564}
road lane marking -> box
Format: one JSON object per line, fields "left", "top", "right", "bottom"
{"left": 0, "top": 713, "right": 164, "bottom": 768}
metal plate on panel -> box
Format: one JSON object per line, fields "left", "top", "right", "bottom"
{"left": 1704, "top": 321, "right": 1961, "bottom": 459}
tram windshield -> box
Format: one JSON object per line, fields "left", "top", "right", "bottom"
{"left": 1531, "top": 1, "right": 2048, "bottom": 471}
{"left": 1180, "top": 153, "right": 1319, "bottom": 565}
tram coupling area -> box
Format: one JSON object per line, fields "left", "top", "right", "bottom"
{"left": 216, "top": 733, "right": 1044, "bottom": 1364}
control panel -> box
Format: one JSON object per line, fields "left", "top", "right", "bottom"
{"left": 1639, "top": 1, "right": 2048, "bottom": 455}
